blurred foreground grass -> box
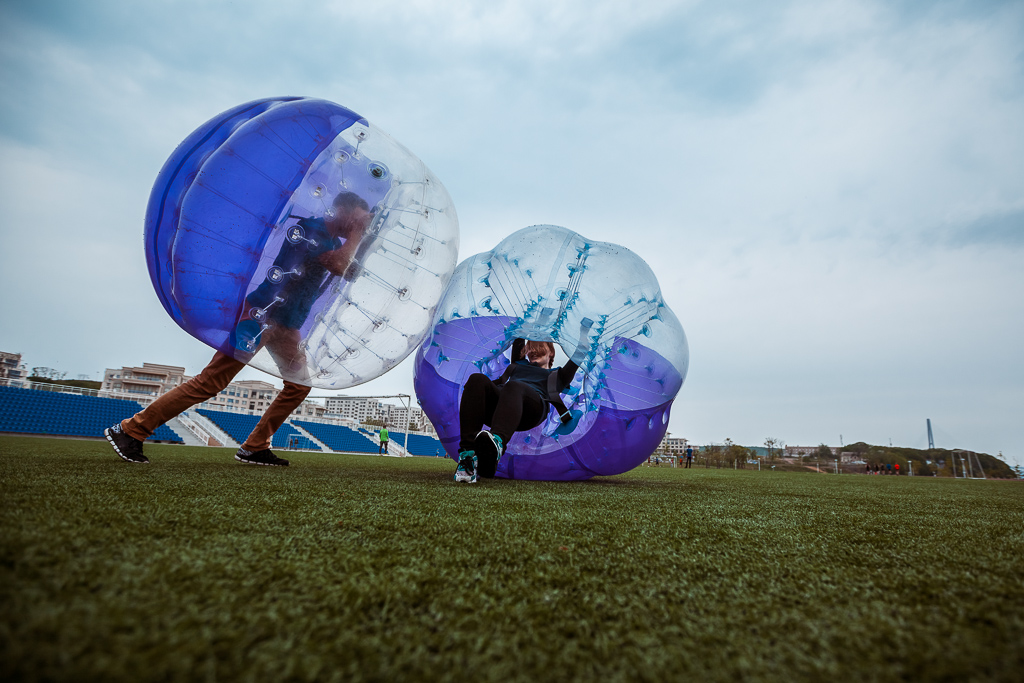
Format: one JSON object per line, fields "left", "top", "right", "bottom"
{"left": 1, "top": 435, "right": 1022, "bottom": 681}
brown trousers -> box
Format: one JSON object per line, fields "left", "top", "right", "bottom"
{"left": 120, "top": 351, "right": 311, "bottom": 451}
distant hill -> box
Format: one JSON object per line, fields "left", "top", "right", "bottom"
{"left": 841, "top": 442, "right": 1014, "bottom": 479}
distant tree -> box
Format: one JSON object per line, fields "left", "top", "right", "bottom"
{"left": 30, "top": 367, "right": 66, "bottom": 381}
{"left": 816, "top": 443, "right": 833, "bottom": 460}
{"left": 724, "top": 439, "right": 749, "bottom": 469}
{"left": 704, "top": 444, "right": 722, "bottom": 469}
{"left": 764, "top": 438, "right": 781, "bottom": 462}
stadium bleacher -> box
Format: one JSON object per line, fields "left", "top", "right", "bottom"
{"left": 195, "top": 408, "right": 321, "bottom": 451}
{"left": 0, "top": 385, "right": 181, "bottom": 442}
{"left": 387, "top": 430, "right": 446, "bottom": 457}
{"left": 0, "top": 386, "right": 441, "bottom": 456}
{"left": 293, "top": 420, "right": 379, "bottom": 454}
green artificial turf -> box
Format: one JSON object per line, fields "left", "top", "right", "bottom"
{"left": 1, "top": 435, "right": 1022, "bottom": 682}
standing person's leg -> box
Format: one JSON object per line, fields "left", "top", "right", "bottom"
{"left": 262, "top": 326, "right": 307, "bottom": 381}
{"left": 235, "top": 380, "right": 311, "bottom": 466}
{"left": 106, "top": 352, "right": 244, "bottom": 462}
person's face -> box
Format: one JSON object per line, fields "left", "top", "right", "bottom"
{"left": 529, "top": 347, "right": 553, "bottom": 369}
{"left": 328, "top": 205, "right": 372, "bottom": 237}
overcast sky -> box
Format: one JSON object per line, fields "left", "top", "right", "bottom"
{"left": 1, "top": 0, "right": 1021, "bottom": 463}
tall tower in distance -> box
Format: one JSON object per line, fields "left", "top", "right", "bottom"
{"left": 927, "top": 418, "right": 935, "bottom": 450}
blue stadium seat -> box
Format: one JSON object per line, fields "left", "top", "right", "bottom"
{"left": 292, "top": 420, "right": 379, "bottom": 454}
{"left": 0, "top": 386, "right": 182, "bottom": 443}
{"left": 195, "top": 408, "right": 263, "bottom": 445}
{"left": 386, "top": 430, "right": 446, "bottom": 456}
{"left": 195, "top": 408, "right": 326, "bottom": 451}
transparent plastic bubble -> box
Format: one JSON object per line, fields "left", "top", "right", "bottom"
{"left": 413, "top": 225, "right": 687, "bottom": 481}
{"left": 144, "top": 97, "right": 460, "bottom": 388}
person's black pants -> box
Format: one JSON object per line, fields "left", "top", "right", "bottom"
{"left": 459, "top": 373, "right": 546, "bottom": 477}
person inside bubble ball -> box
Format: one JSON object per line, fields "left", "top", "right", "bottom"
{"left": 104, "top": 191, "right": 372, "bottom": 468}
{"left": 237, "top": 191, "right": 374, "bottom": 379}
{"left": 454, "top": 319, "right": 593, "bottom": 483}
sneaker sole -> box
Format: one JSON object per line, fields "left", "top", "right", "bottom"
{"left": 234, "top": 454, "right": 288, "bottom": 466}
{"left": 104, "top": 428, "right": 148, "bottom": 464}
{"left": 475, "top": 431, "right": 503, "bottom": 458}
{"left": 474, "top": 432, "right": 502, "bottom": 477}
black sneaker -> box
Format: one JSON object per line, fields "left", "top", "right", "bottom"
{"left": 235, "top": 448, "right": 290, "bottom": 466}
{"left": 105, "top": 423, "right": 148, "bottom": 463}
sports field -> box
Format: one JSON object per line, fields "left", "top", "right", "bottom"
{"left": 2, "top": 435, "right": 1021, "bottom": 681}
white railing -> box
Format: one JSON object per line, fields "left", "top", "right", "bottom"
{"left": 1, "top": 377, "right": 103, "bottom": 397}
{"left": 177, "top": 414, "right": 220, "bottom": 447}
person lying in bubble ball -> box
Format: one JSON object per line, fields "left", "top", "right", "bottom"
{"left": 236, "top": 190, "right": 373, "bottom": 380}
{"left": 104, "top": 191, "right": 372, "bottom": 468}
{"left": 454, "top": 318, "right": 593, "bottom": 483}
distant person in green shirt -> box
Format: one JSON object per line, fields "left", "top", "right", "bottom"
{"left": 379, "top": 426, "right": 389, "bottom": 455}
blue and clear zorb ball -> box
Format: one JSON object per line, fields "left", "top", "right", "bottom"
{"left": 145, "top": 97, "right": 460, "bottom": 388}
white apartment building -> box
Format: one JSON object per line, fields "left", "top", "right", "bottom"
{"left": 219, "top": 379, "right": 278, "bottom": 414}
{"left": 324, "top": 395, "right": 434, "bottom": 433}
{"left": 289, "top": 399, "right": 326, "bottom": 419}
{"left": 193, "top": 380, "right": 324, "bottom": 418}
{"left": 657, "top": 435, "right": 690, "bottom": 456}
{"left": 100, "top": 362, "right": 327, "bottom": 418}
{"left": 101, "top": 363, "right": 186, "bottom": 403}
{"left": 325, "top": 396, "right": 386, "bottom": 423}
{"left": 0, "top": 351, "right": 28, "bottom": 387}
{"left": 381, "top": 403, "right": 431, "bottom": 432}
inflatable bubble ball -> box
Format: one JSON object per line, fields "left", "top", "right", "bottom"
{"left": 145, "top": 97, "right": 459, "bottom": 388}
{"left": 414, "top": 225, "right": 688, "bottom": 481}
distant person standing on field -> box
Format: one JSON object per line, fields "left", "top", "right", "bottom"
{"left": 685, "top": 446, "right": 694, "bottom": 468}
{"left": 379, "top": 425, "right": 389, "bottom": 455}
{"left": 886, "top": 463, "right": 892, "bottom": 475}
